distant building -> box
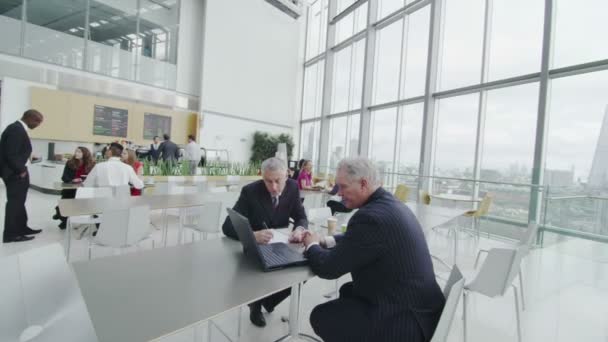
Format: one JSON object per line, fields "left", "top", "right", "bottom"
{"left": 588, "top": 105, "right": 608, "bottom": 188}
{"left": 544, "top": 169, "right": 574, "bottom": 187}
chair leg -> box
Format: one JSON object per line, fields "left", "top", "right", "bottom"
{"left": 463, "top": 290, "right": 468, "bottom": 342}
{"left": 512, "top": 285, "right": 522, "bottom": 342}
{"left": 519, "top": 270, "right": 526, "bottom": 311}
{"left": 88, "top": 241, "right": 92, "bottom": 260}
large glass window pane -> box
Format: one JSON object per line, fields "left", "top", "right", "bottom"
{"left": 439, "top": 0, "right": 484, "bottom": 91}
{"left": 24, "top": 0, "right": 86, "bottom": 69}
{"left": 370, "top": 108, "right": 398, "bottom": 185}
{"left": 553, "top": 0, "right": 608, "bottom": 68}
{"left": 377, "top": 0, "right": 403, "bottom": 21}
{"left": 300, "top": 120, "right": 321, "bottom": 166}
{"left": 306, "top": 0, "right": 328, "bottom": 59}
{"left": 487, "top": 0, "right": 543, "bottom": 81}
{"left": 400, "top": 6, "right": 430, "bottom": 99}
{"left": 373, "top": 19, "right": 402, "bottom": 105}
{"left": 397, "top": 103, "right": 424, "bottom": 175}
{"left": 433, "top": 93, "right": 479, "bottom": 178}
{"left": 87, "top": 0, "right": 138, "bottom": 79}
{"left": 139, "top": 0, "right": 179, "bottom": 64}
{"left": 327, "top": 114, "right": 360, "bottom": 170}
{"left": 331, "top": 39, "right": 365, "bottom": 113}
{"left": 0, "top": 1, "right": 23, "bottom": 55}
{"left": 546, "top": 71, "right": 608, "bottom": 189}
{"left": 481, "top": 83, "right": 539, "bottom": 183}
{"left": 335, "top": 3, "right": 367, "bottom": 46}
{"left": 302, "top": 62, "right": 325, "bottom": 120}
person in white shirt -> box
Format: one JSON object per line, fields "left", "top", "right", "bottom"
{"left": 83, "top": 143, "right": 144, "bottom": 190}
{"left": 184, "top": 135, "right": 201, "bottom": 176}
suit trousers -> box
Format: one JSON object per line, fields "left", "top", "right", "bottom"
{"left": 251, "top": 287, "right": 291, "bottom": 311}
{"left": 3, "top": 174, "right": 29, "bottom": 239}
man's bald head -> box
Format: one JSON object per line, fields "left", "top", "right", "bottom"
{"left": 21, "top": 109, "right": 43, "bottom": 129}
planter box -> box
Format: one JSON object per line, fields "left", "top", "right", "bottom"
{"left": 149, "top": 175, "right": 261, "bottom": 182}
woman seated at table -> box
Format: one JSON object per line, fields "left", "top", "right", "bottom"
{"left": 121, "top": 149, "right": 144, "bottom": 196}
{"left": 52, "top": 147, "right": 95, "bottom": 229}
{"left": 297, "top": 160, "right": 318, "bottom": 191}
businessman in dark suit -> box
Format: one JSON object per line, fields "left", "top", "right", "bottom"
{"left": 157, "top": 133, "right": 180, "bottom": 162}
{"left": 1, "top": 109, "right": 44, "bottom": 243}
{"left": 222, "top": 157, "right": 308, "bottom": 328}
{"left": 303, "top": 157, "right": 445, "bottom": 342}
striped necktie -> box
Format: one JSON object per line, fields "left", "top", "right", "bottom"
{"left": 272, "top": 196, "right": 279, "bottom": 209}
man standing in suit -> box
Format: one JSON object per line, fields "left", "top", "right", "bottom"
{"left": 1, "top": 109, "right": 44, "bottom": 243}
{"left": 303, "top": 157, "right": 445, "bottom": 342}
{"left": 157, "top": 133, "right": 180, "bottom": 162}
{"left": 222, "top": 157, "right": 308, "bottom": 328}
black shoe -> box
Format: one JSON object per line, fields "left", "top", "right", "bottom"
{"left": 249, "top": 304, "right": 266, "bottom": 327}
{"left": 53, "top": 206, "right": 61, "bottom": 220}
{"left": 58, "top": 222, "right": 67, "bottom": 230}
{"left": 262, "top": 302, "right": 275, "bottom": 313}
{"left": 23, "top": 227, "right": 42, "bottom": 235}
{"left": 3, "top": 235, "right": 35, "bottom": 243}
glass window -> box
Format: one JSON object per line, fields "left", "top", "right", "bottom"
{"left": 433, "top": 93, "right": 479, "bottom": 178}
{"left": 0, "top": 1, "right": 23, "bottom": 55}
{"left": 300, "top": 120, "right": 321, "bottom": 166}
{"left": 397, "top": 103, "right": 424, "bottom": 175}
{"left": 139, "top": 0, "right": 179, "bottom": 64}
{"left": 546, "top": 71, "right": 608, "bottom": 188}
{"left": 487, "top": 0, "right": 543, "bottom": 81}
{"left": 553, "top": 0, "right": 608, "bottom": 68}
{"left": 481, "top": 83, "right": 539, "bottom": 183}
{"left": 373, "top": 19, "right": 402, "bottom": 105}
{"left": 377, "top": 0, "right": 403, "bottom": 21}
{"left": 327, "top": 114, "right": 360, "bottom": 170}
{"left": 370, "top": 108, "right": 398, "bottom": 179}
{"left": 302, "top": 62, "right": 325, "bottom": 120}
{"left": 306, "top": 0, "right": 328, "bottom": 60}
{"left": 23, "top": 0, "right": 87, "bottom": 69}
{"left": 439, "top": 0, "right": 485, "bottom": 91}
{"left": 335, "top": 3, "right": 367, "bottom": 46}
{"left": 400, "top": 6, "right": 430, "bottom": 99}
{"left": 331, "top": 39, "right": 365, "bottom": 114}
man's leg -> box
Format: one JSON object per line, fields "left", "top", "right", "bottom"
{"left": 3, "top": 178, "right": 27, "bottom": 240}
{"left": 261, "top": 287, "right": 291, "bottom": 312}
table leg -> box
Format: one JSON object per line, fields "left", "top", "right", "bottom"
{"left": 65, "top": 217, "right": 72, "bottom": 261}
{"left": 162, "top": 209, "right": 169, "bottom": 247}
{"left": 273, "top": 283, "right": 321, "bottom": 342}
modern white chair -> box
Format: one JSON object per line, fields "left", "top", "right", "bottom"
{"left": 112, "top": 185, "right": 131, "bottom": 199}
{"left": 180, "top": 202, "right": 223, "bottom": 243}
{"left": 88, "top": 205, "right": 153, "bottom": 259}
{"left": 464, "top": 246, "right": 527, "bottom": 342}
{"left": 68, "top": 187, "right": 113, "bottom": 239}
{"left": 474, "top": 223, "right": 538, "bottom": 310}
{"left": 431, "top": 266, "right": 465, "bottom": 342}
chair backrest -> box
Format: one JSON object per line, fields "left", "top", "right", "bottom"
{"left": 467, "top": 248, "right": 517, "bottom": 297}
{"left": 192, "top": 176, "right": 207, "bottom": 182}
{"left": 194, "top": 202, "right": 223, "bottom": 233}
{"left": 431, "top": 266, "right": 465, "bottom": 342}
{"left": 394, "top": 184, "right": 410, "bottom": 202}
{"left": 475, "top": 193, "right": 494, "bottom": 217}
{"left": 226, "top": 175, "right": 240, "bottom": 182}
{"left": 95, "top": 205, "right": 151, "bottom": 247}
{"left": 76, "top": 187, "right": 112, "bottom": 199}
{"left": 519, "top": 223, "right": 539, "bottom": 249}
{"left": 419, "top": 190, "right": 431, "bottom": 205}
{"left": 307, "top": 207, "right": 333, "bottom": 225}
{"left": 112, "top": 185, "right": 131, "bottom": 199}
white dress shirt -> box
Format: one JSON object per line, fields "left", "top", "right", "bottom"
{"left": 18, "top": 120, "right": 31, "bottom": 166}
{"left": 184, "top": 141, "right": 201, "bottom": 162}
{"left": 83, "top": 157, "right": 144, "bottom": 189}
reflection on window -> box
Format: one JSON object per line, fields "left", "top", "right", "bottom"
{"left": 300, "top": 121, "right": 321, "bottom": 166}
{"left": 302, "top": 62, "right": 325, "bottom": 120}
{"left": 331, "top": 39, "right": 365, "bottom": 114}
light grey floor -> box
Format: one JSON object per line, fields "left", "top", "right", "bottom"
{"left": 1, "top": 186, "right": 607, "bottom": 342}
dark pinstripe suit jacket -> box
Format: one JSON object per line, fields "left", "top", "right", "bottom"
{"left": 305, "top": 187, "right": 445, "bottom": 341}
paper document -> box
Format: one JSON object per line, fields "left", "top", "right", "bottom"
{"left": 269, "top": 230, "right": 289, "bottom": 244}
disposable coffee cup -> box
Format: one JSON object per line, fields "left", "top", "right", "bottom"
{"left": 341, "top": 223, "right": 348, "bottom": 233}
{"left": 327, "top": 217, "right": 338, "bottom": 235}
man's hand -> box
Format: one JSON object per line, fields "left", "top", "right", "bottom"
{"left": 254, "top": 229, "right": 273, "bottom": 244}
{"left": 302, "top": 230, "right": 320, "bottom": 248}
{"left": 19, "top": 171, "right": 27, "bottom": 178}
{"left": 288, "top": 227, "right": 306, "bottom": 243}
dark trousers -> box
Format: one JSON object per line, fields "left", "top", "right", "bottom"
{"left": 3, "top": 175, "right": 29, "bottom": 239}
{"left": 310, "top": 282, "right": 373, "bottom": 342}
{"left": 251, "top": 287, "right": 291, "bottom": 311}
{"left": 55, "top": 189, "right": 77, "bottom": 224}
{"left": 326, "top": 200, "right": 353, "bottom": 215}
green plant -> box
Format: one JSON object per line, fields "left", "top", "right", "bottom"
{"left": 250, "top": 131, "right": 294, "bottom": 163}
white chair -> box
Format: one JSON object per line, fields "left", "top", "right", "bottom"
{"left": 68, "top": 187, "right": 113, "bottom": 239}
{"left": 474, "top": 223, "right": 538, "bottom": 311}
{"left": 167, "top": 176, "right": 182, "bottom": 183}
{"left": 88, "top": 205, "right": 154, "bottom": 259}
{"left": 209, "top": 186, "right": 228, "bottom": 193}
{"left": 112, "top": 185, "right": 131, "bottom": 199}
{"left": 431, "top": 266, "right": 465, "bottom": 342}
{"left": 464, "top": 246, "right": 527, "bottom": 342}
{"left": 180, "top": 202, "right": 223, "bottom": 243}
{"left": 192, "top": 176, "right": 207, "bottom": 182}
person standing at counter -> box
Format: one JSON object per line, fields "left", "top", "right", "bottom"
{"left": 0, "top": 109, "right": 44, "bottom": 243}
{"left": 53, "top": 147, "right": 96, "bottom": 229}
{"left": 149, "top": 136, "right": 161, "bottom": 163}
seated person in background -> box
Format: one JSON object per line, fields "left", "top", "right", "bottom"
{"left": 121, "top": 149, "right": 144, "bottom": 196}
{"left": 302, "top": 157, "right": 445, "bottom": 342}
{"left": 222, "top": 157, "right": 308, "bottom": 328}
{"left": 84, "top": 144, "right": 144, "bottom": 190}
{"left": 52, "top": 147, "right": 95, "bottom": 229}
{"left": 291, "top": 158, "right": 305, "bottom": 180}
{"left": 296, "top": 160, "right": 317, "bottom": 190}
{"left": 325, "top": 183, "right": 353, "bottom": 215}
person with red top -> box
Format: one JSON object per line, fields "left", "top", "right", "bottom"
{"left": 52, "top": 147, "right": 95, "bottom": 229}
{"left": 296, "top": 160, "right": 315, "bottom": 190}
{"left": 121, "top": 148, "right": 144, "bottom": 196}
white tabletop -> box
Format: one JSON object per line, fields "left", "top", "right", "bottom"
{"left": 72, "top": 237, "right": 314, "bottom": 342}
{"left": 407, "top": 202, "right": 466, "bottom": 230}
{"left": 0, "top": 244, "right": 98, "bottom": 342}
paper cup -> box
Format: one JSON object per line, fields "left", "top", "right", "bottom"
{"left": 327, "top": 217, "right": 337, "bottom": 235}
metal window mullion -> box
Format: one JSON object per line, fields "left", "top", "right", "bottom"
{"left": 296, "top": 4, "right": 312, "bottom": 161}
{"left": 331, "top": 30, "right": 367, "bottom": 52}
{"left": 368, "top": 96, "right": 425, "bottom": 111}
{"left": 20, "top": 0, "right": 27, "bottom": 56}
{"left": 393, "top": 15, "right": 409, "bottom": 182}
{"left": 374, "top": 0, "right": 431, "bottom": 30}
{"left": 304, "top": 52, "right": 326, "bottom": 66}
{"left": 357, "top": 0, "right": 378, "bottom": 157}
{"left": 548, "top": 58, "right": 608, "bottom": 80}
{"left": 331, "top": 0, "right": 368, "bottom": 25}
{"left": 433, "top": 72, "right": 540, "bottom": 99}
{"left": 529, "top": 0, "right": 555, "bottom": 225}
{"left": 83, "top": 0, "right": 90, "bottom": 70}
{"left": 134, "top": 0, "right": 141, "bottom": 81}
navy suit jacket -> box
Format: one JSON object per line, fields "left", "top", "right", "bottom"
{"left": 0, "top": 121, "right": 31, "bottom": 181}
{"left": 222, "top": 179, "right": 308, "bottom": 238}
{"left": 305, "top": 188, "right": 445, "bottom": 341}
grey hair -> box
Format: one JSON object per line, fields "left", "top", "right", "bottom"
{"left": 261, "top": 157, "right": 287, "bottom": 173}
{"left": 337, "top": 157, "right": 381, "bottom": 188}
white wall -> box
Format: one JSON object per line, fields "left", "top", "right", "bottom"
{"left": 0, "top": 77, "right": 55, "bottom": 132}
{"left": 176, "top": 0, "right": 204, "bottom": 96}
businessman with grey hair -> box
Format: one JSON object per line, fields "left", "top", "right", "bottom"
{"left": 222, "top": 157, "right": 309, "bottom": 328}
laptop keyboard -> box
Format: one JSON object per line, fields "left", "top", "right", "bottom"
{"left": 260, "top": 246, "right": 290, "bottom": 266}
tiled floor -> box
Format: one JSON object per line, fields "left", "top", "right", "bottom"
{"left": 1, "top": 186, "right": 607, "bottom": 342}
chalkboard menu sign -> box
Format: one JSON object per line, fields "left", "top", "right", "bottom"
{"left": 93, "top": 105, "right": 128, "bottom": 137}
{"left": 143, "top": 113, "right": 172, "bottom": 140}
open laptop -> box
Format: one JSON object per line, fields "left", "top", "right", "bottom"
{"left": 227, "top": 208, "right": 307, "bottom": 271}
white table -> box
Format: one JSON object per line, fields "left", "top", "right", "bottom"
{"left": 0, "top": 244, "right": 98, "bottom": 342}
{"left": 72, "top": 237, "right": 317, "bottom": 342}
{"left": 430, "top": 193, "right": 481, "bottom": 203}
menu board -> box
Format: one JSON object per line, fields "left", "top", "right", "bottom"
{"left": 93, "top": 105, "right": 128, "bottom": 137}
{"left": 143, "top": 113, "right": 172, "bottom": 140}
